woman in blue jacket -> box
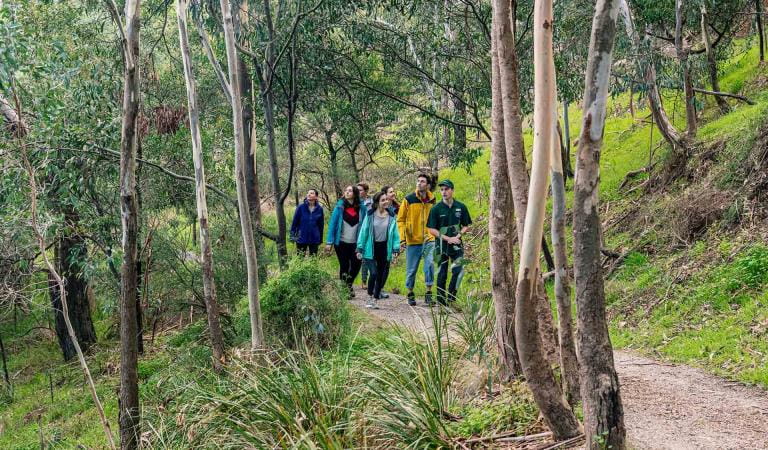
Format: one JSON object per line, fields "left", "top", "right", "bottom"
{"left": 325, "top": 185, "right": 362, "bottom": 295}
{"left": 356, "top": 191, "right": 400, "bottom": 309}
{"left": 290, "top": 189, "right": 324, "bottom": 256}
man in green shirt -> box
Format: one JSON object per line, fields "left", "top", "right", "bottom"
{"left": 427, "top": 179, "right": 472, "bottom": 305}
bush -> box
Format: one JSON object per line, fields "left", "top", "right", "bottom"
{"left": 260, "top": 257, "right": 351, "bottom": 350}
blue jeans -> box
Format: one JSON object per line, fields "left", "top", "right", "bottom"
{"left": 405, "top": 240, "right": 435, "bottom": 290}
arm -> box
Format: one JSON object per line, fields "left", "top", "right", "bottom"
{"left": 396, "top": 200, "right": 408, "bottom": 244}
{"left": 356, "top": 214, "right": 370, "bottom": 256}
{"left": 290, "top": 205, "right": 302, "bottom": 238}
{"left": 326, "top": 206, "right": 339, "bottom": 245}
{"left": 318, "top": 208, "right": 325, "bottom": 240}
{"left": 392, "top": 221, "right": 401, "bottom": 256}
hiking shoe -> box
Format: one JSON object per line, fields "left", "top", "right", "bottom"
{"left": 407, "top": 291, "right": 416, "bottom": 306}
{"left": 365, "top": 296, "right": 375, "bottom": 308}
{"left": 424, "top": 291, "right": 433, "bottom": 306}
{"left": 381, "top": 291, "right": 390, "bottom": 299}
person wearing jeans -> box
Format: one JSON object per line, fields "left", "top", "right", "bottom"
{"left": 356, "top": 192, "right": 400, "bottom": 309}
{"left": 427, "top": 179, "right": 472, "bottom": 305}
{"left": 325, "top": 185, "right": 363, "bottom": 296}
{"left": 397, "top": 173, "right": 437, "bottom": 306}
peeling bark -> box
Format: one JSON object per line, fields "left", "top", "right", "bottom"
{"left": 574, "top": 0, "right": 627, "bottom": 447}
{"left": 513, "top": 0, "right": 581, "bottom": 439}
{"left": 495, "top": 0, "right": 560, "bottom": 366}
{"left": 116, "top": 1, "right": 142, "bottom": 446}
{"left": 550, "top": 114, "right": 580, "bottom": 408}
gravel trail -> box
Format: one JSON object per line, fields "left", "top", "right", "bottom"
{"left": 350, "top": 286, "right": 768, "bottom": 449}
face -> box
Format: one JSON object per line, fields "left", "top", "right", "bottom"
{"left": 416, "top": 177, "right": 429, "bottom": 192}
{"left": 357, "top": 185, "right": 367, "bottom": 198}
{"left": 378, "top": 196, "right": 391, "bottom": 209}
{"left": 344, "top": 186, "right": 354, "bottom": 200}
{"left": 307, "top": 190, "right": 317, "bottom": 202}
{"left": 386, "top": 187, "right": 395, "bottom": 200}
{"left": 440, "top": 186, "right": 454, "bottom": 200}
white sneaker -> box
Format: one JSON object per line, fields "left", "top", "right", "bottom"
{"left": 365, "top": 296, "right": 375, "bottom": 308}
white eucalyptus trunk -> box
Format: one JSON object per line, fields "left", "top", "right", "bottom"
{"left": 514, "top": 0, "right": 581, "bottom": 439}
{"left": 177, "top": 0, "right": 227, "bottom": 370}
{"left": 219, "top": 0, "right": 265, "bottom": 350}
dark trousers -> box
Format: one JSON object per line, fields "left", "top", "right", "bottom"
{"left": 366, "top": 241, "right": 391, "bottom": 299}
{"left": 436, "top": 250, "right": 465, "bottom": 305}
{"left": 296, "top": 243, "right": 319, "bottom": 256}
{"left": 335, "top": 242, "right": 362, "bottom": 289}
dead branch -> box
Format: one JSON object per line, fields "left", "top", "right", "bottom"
{"left": 693, "top": 88, "right": 755, "bottom": 105}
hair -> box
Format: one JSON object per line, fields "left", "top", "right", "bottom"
{"left": 307, "top": 188, "right": 319, "bottom": 196}
{"left": 343, "top": 185, "right": 361, "bottom": 208}
{"left": 372, "top": 191, "right": 387, "bottom": 210}
{"left": 381, "top": 185, "right": 393, "bottom": 194}
{"left": 356, "top": 182, "right": 369, "bottom": 192}
{"left": 417, "top": 173, "right": 432, "bottom": 186}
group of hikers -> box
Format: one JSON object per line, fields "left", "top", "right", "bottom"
{"left": 290, "top": 173, "right": 472, "bottom": 309}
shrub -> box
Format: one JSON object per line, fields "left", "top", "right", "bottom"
{"left": 260, "top": 257, "right": 351, "bottom": 350}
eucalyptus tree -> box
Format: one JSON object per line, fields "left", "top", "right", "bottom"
{"left": 176, "top": 0, "right": 227, "bottom": 370}
{"left": 513, "top": 0, "right": 581, "bottom": 439}
{"left": 109, "top": 0, "right": 143, "bottom": 445}
{"left": 574, "top": 0, "right": 626, "bottom": 445}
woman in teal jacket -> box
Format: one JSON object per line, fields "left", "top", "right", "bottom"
{"left": 356, "top": 192, "right": 400, "bottom": 308}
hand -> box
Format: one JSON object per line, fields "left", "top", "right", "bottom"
{"left": 400, "top": 242, "right": 406, "bottom": 252}
{"left": 356, "top": 252, "right": 363, "bottom": 260}
{"left": 324, "top": 244, "right": 332, "bottom": 255}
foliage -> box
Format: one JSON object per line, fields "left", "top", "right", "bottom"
{"left": 259, "top": 258, "right": 351, "bottom": 350}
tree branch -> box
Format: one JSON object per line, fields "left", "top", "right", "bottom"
{"left": 693, "top": 87, "right": 754, "bottom": 104}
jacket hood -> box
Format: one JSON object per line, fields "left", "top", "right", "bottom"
{"left": 366, "top": 207, "right": 396, "bottom": 218}
{"left": 412, "top": 189, "right": 435, "bottom": 201}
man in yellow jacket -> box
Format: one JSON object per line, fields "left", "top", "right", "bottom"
{"left": 397, "top": 173, "right": 437, "bottom": 306}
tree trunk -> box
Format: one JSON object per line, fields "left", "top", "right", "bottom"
{"left": 676, "top": 0, "right": 697, "bottom": 139}
{"left": 0, "top": 93, "right": 28, "bottom": 137}
{"left": 557, "top": 118, "right": 573, "bottom": 178}
{"left": 758, "top": 0, "right": 765, "bottom": 62}
{"left": 701, "top": 5, "right": 729, "bottom": 114}
{"left": 574, "top": 0, "right": 627, "bottom": 447}
{"left": 118, "top": 1, "right": 142, "bottom": 447}
{"left": 0, "top": 329, "right": 9, "bottom": 393}
{"left": 550, "top": 113, "right": 580, "bottom": 408}
{"left": 514, "top": 0, "right": 581, "bottom": 440}
{"left": 220, "top": 0, "right": 265, "bottom": 350}
{"left": 494, "top": 0, "right": 560, "bottom": 366}
{"left": 490, "top": 27, "right": 522, "bottom": 381}
{"left": 326, "top": 130, "right": 343, "bottom": 198}
{"left": 260, "top": 0, "right": 288, "bottom": 264}
{"left": 619, "top": 0, "right": 688, "bottom": 152}
{"left": 51, "top": 208, "right": 97, "bottom": 362}
{"left": 452, "top": 88, "right": 467, "bottom": 162}
{"left": 177, "top": 0, "right": 227, "bottom": 371}
{"left": 237, "top": 0, "right": 264, "bottom": 255}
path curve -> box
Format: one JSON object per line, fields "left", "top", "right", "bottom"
{"left": 350, "top": 286, "right": 768, "bottom": 449}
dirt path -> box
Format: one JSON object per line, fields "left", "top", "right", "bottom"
{"left": 350, "top": 286, "right": 768, "bottom": 449}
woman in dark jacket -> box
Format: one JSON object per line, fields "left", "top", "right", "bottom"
{"left": 325, "top": 185, "right": 362, "bottom": 295}
{"left": 290, "top": 189, "right": 324, "bottom": 256}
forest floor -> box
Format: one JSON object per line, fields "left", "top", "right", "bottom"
{"left": 349, "top": 286, "right": 768, "bottom": 449}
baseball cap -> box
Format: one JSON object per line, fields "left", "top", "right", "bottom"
{"left": 438, "top": 179, "right": 454, "bottom": 189}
